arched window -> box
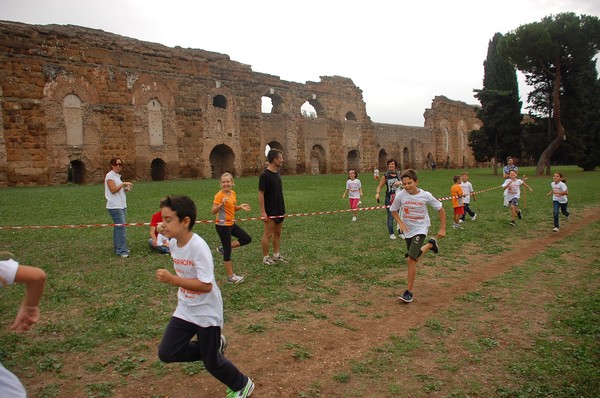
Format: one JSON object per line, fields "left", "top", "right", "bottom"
{"left": 148, "top": 99, "right": 164, "bottom": 146}
{"left": 345, "top": 111, "right": 357, "bottom": 121}
{"left": 63, "top": 94, "right": 83, "bottom": 146}
{"left": 261, "top": 96, "right": 273, "bottom": 113}
{"left": 301, "top": 101, "right": 317, "bottom": 118}
{"left": 213, "top": 95, "right": 227, "bottom": 109}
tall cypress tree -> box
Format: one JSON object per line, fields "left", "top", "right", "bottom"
{"left": 470, "top": 33, "right": 523, "bottom": 175}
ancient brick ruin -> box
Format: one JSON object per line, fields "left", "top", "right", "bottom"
{"left": 0, "top": 21, "right": 480, "bottom": 186}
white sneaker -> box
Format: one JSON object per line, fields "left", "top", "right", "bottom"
{"left": 352, "top": 216, "right": 357, "bottom": 222}
{"left": 227, "top": 274, "right": 245, "bottom": 284}
{"left": 398, "top": 230, "right": 405, "bottom": 239}
{"left": 262, "top": 256, "right": 275, "bottom": 265}
{"left": 273, "top": 254, "right": 288, "bottom": 263}
{"left": 226, "top": 377, "right": 255, "bottom": 398}
{"left": 472, "top": 214, "right": 477, "bottom": 221}
{"left": 390, "top": 234, "right": 397, "bottom": 240}
{"left": 552, "top": 227, "right": 559, "bottom": 232}
{"left": 459, "top": 219, "right": 464, "bottom": 223}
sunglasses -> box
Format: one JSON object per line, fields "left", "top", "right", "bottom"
{"left": 115, "top": 162, "right": 123, "bottom": 166}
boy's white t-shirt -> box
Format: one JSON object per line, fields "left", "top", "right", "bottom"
{"left": 460, "top": 181, "right": 474, "bottom": 204}
{"left": 551, "top": 181, "right": 568, "bottom": 204}
{"left": 0, "top": 259, "right": 19, "bottom": 287}
{"left": 502, "top": 178, "right": 524, "bottom": 201}
{"left": 168, "top": 233, "right": 223, "bottom": 328}
{"left": 389, "top": 188, "right": 443, "bottom": 238}
{"left": 346, "top": 179, "right": 362, "bottom": 199}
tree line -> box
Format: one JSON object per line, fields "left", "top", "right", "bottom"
{"left": 469, "top": 12, "right": 600, "bottom": 175}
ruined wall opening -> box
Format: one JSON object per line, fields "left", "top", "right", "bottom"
{"left": 427, "top": 152, "right": 434, "bottom": 169}
{"left": 403, "top": 147, "right": 410, "bottom": 169}
{"left": 262, "top": 96, "right": 273, "bottom": 113}
{"left": 345, "top": 111, "right": 356, "bottom": 121}
{"left": 301, "top": 101, "right": 317, "bottom": 118}
{"left": 261, "top": 94, "right": 285, "bottom": 114}
{"left": 63, "top": 94, "right": 83, "bottom": 146}
{"left": 210, "top": 144, "right": 235, "bottom": 178}
{"left": 347, "top": 149, "right": 360, "bottom": 173}
{"left": 310, "top": 144, "right": 326, "bottom": 174}
{"left": 212, "top": 94, "right": 227, "bottom": 109}
{"left": 69, "top": 159, "right": 85, "bottom": 184}
{"left": 378, "top": 149, "right": 388, "bottom": 170}
{"left": 151, "top": 158, "right": 166, "bottom": 181}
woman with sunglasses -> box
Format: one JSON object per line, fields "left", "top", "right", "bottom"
{"left": 104, "top": 157, "right": 133, "bottom": 258}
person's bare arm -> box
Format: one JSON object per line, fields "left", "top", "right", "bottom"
{"left": 10, "top": 265, "right": 47, "bottom": 332}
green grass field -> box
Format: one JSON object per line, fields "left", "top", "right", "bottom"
{"left": 0, "top": 166, "right": 598, "bottom": 397}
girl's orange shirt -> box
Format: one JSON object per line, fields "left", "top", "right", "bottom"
{"left": 213, "top": 190, "right": 237, "bottom": 226}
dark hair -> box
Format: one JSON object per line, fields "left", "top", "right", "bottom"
{"left": 160, "top": 195, "right": 197, "bottom": 230}
{"left": 400, "top": 168, "right": 418, "bottom": 181}
{"left": 386, "top": 159, "right": 398, "bottom": 167}
{"left": 267, "top": 149, "right": 283, "bottom": 163}
{"left": 453, "top": 175, "right": 461, "bottom": 183}
{"left": 110, "top": 157, "right": 122, "bottom": 166}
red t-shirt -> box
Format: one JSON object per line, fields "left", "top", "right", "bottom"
{"left": 150, "top": 211, "right": 162, "bottom": 239}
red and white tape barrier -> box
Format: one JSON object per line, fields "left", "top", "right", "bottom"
{"left": 0, "top": 185, "right": 501, "bottom": 230}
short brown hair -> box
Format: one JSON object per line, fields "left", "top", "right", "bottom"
{"left": 400, "top": 169, "right": 418, "bottom": 181}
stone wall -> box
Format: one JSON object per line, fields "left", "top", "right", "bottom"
{"left": 424, "top": 95, "right": 481, "bottom": 169}
{"left": 0, "top": 21, "right": 480, "bottom": 186}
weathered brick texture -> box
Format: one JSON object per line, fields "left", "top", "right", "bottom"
{"left": 0, "top": 21, "right": 479, "bottom": 186}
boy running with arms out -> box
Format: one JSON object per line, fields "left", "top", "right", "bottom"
{"left": 502, "top": 170, "right": 533, "bottom": 227}
{"left": 156, "top": 195, "right": 254, "bottom": 398}
{"left": 390, "top": 169, "right": 446, "bottom": 303}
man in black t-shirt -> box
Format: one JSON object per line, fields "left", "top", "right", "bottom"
{"left": 259, "top": 149, "right": 286, "bottom": 265}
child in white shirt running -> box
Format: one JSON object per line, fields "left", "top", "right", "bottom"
{"left": 547, "top": 171, "right": 569, "bottom": 232}
{"left": 390, "top": 169, "right": 446, "bottom": 304}
{"left": 156, "top": 195, "right": 254, "bottom": 398}
{"left": 502, "top": 170, "right": 533, "bottom": 226}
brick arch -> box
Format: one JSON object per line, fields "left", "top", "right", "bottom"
{"left": 131, "top": 77, "right": 174, "bottom": 108}
{"left": 262, "top": 92, "right": 287, "bottom": 114}
{"left": 303, "top": 97, "right": 326, "bottom": 118}
{"left": 44, "top": 74, "right": 100, "bottom": 103}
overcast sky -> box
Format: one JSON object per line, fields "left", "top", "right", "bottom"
{"left": 2, "top": 0, "right": 599, "bottom": 126}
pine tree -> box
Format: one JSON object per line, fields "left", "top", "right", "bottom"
{"left": 500, "top": 12, "right": 600, "bottom": 175}
{"left": 470, "top": 33, "right": 523, "bottom": 175}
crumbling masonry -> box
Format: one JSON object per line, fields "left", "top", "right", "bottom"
{"left": 0, "top": 21, "right": 481, "bottom": 186}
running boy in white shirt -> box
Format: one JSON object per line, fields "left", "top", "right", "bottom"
{"left": 156, "top": 195, "right": 254, "bottom": 398}
{"left": 390, "top": 169, "right": 446, "bottom": 303}
{"left": 502, "top": 170, "right": 533, "bottom": 227}
{"left": 460, "top": 172, "right": 476, "bottom": 221}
